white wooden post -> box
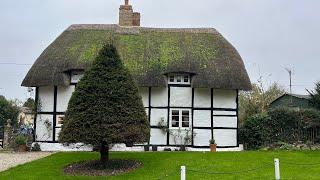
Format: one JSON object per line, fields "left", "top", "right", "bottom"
{"left": 181, "top": 166, "right": 186, "bottom": 180}
{"left": 274, "top": 158, "right": 280, "bottom": 180}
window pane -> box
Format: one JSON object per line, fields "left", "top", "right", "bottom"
{"left": 177, "top": 76, "right": 181, "bottom": 82}
{"left": 169, "top": 76, "right": 174, "bottom": 82}
{"left": 172, "top": 120, "right": 179, "bottom": 127}
{"left": 172, "top": 110, "right": 180, "bottom": 127}
{"left": 182, "top": 110, "right": 190, "bottom": 127}
{"left": 182, "top": 110, "right": 189, "bottom": 116}
{"left": 184, "top": 76, "right": 189, "bottom": 82}
{"left": 172, "top": 110, "right": 179, "bottom": 116}
{"left": 182, "top": 121, "right": 189, "bottom": 127}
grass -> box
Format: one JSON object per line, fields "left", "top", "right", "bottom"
{"left": 1, "top": 151, "right": 320, "bottom": 179}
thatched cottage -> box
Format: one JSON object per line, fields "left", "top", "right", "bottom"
{"left": 22, "top": 1, "right": 251, "bottom": 151}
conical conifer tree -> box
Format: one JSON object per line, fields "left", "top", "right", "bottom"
{"left": 59, "top": 44, "right": 150, "bottom": 164}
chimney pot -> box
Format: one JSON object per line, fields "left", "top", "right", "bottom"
{"left": 119, "top": 0, "right": 141, "bottom": 27}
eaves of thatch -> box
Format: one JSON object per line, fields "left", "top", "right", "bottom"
{"left": 21, "top": 24, "right": 251, "bottom": 90}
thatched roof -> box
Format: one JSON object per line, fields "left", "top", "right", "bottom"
{"left": 22, "top": 24, "right": 251, "bottom": 90}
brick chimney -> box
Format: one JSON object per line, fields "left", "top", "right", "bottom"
{"left": 119, "top": 0, "right": 140, "bottom": 26}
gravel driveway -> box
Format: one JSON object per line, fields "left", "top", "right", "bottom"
{"left": 0, "top": 152, "right": 53, "bottom": 172}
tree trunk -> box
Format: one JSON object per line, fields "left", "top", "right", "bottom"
{"left": 100, "top": 141, "right": 109, "bottom": 166}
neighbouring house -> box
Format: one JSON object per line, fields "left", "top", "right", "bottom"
{"left": 21, "top": 1, "right": 251, "bottom": 151}
{"left": 270, "top": 93, "right": 312, "bottom": 110}
{"left": 18, "top": 107, "right": 34, "bottom": 126}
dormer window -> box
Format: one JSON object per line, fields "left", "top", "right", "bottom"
{"left": 177, "top": 76, "right": 181, "bottom": 82}
{"left": 169, "top": 76, "right": 175, "bottom": 83}
{"left": 167, "top": 74, "right": 191, "bottom": 85}
{"left": 183, "top": 75, "right": 189, "bottom": 83}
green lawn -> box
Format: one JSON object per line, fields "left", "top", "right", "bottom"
{"left": 1, "top": 151, "right": 320, "bottom": 179}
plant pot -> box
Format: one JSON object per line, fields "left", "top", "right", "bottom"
{"left": 210, "top": 144, "right": 217, "bottom": 152}
{"left": 180, "top": 145, "right": 186, "bottom": 151}
{"left": 144, "top": 145, "right": 150, "bottom": 151}
{"left": 17, "top": 145, "right": 27, "bottom": 152}
{"left": 152, "top": 145, "right": 158, "bottom": 151}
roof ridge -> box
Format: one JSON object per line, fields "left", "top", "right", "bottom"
{"left": 67, "top": 24, "right": 219, "bottom": 34}
{"left": 285, "top": 93, "right": 311, "bottom": 99}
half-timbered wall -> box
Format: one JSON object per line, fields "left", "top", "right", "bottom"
{"left": 145, "top": 85, "right": 239, "bottom": 148}
{"left": 35, "top": 85, "right": 76, "bottom": 142}
{"left": 34, "top": 84, "right": 239, "bottom": 148}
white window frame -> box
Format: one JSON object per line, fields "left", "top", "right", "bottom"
{"left": 169, "top": 109, "right": 192, "bottom": 129}
{"left": 168, "top": 74, "right": 191, "bottom": 85}
{"left": 56, "top": 115, "right": 65, "bottom": 127}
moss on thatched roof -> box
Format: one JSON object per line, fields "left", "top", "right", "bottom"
{"left": 22, "top": 24, "right": 251, "bottom": 90}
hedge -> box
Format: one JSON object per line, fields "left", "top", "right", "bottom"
{"left": 239, "top": 108, "right": 320, "bottom": 149}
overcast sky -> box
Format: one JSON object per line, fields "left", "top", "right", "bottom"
{"left": 1, "top": 0, "right": 320, "bottom": 101}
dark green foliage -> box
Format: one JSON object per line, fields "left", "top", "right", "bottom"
{"left": 309, "top": 82, "right": 320, "bottom": 110}
{"left": 59, "top": 44, "right": 149, "bottom": 147}
{"left": 299, "top": 109, "right": 320, "bottom": 129}
{"left": 240, "top": 108, "right": 320, "bottom": 149}
{"left": 0, "top": 95, "right": 19, "bottom": 127}
{"left": 14, "top": 135, "right": 27, "bottom": 145}
{"left": 23, "top": 98, "right": 36, "bottom": 113}
{"left": 268, "top": 108, "right": 300, "bottom": 143}
{"left": 239, "top": 114, "right": 271, "bottom": 149}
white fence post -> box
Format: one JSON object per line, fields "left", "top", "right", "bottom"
{"left": 274, "top": 158, "right": 280, "bottom": 180}
{"left": 181, "top": 166, "right": 186, "bottom": 180}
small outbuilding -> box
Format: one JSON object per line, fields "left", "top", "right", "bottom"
{"left": 270, "top": 93, "right": 312, "bottom": 110}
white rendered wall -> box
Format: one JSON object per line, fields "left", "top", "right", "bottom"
{"left": 193, "top": 129, "right": 211, "bottom": 146}
{"left": 170, "top": 87, "right": 192, "bottom": 107}
{"left": 37, "top": 142, "right": 92, "bottom": 152}
{"left": 150, "top": 109, "right": 168, "bottom": 126}
{"left": 213, "top": 110, "right": 236, "bottom": 116}
{"left": 194, "top": 88, "right": 211, "bottom": 108}
{"left": 35, "top": 114, "right": 53, "bottom": 141}
{"left": 55, "top": 128, "right": 61, "bottom": 141}
{"left": 139, "top": 87, "right": 149, "bottom": 107}
{"left": 150, "top": 128, "right": 167, "bottom": 145}
{"left": 169, "top": 129, "right": 192, "bottom": 145}
{"left": 213, "top": 116, "right": 237, "bottom": 128}
{"left": 212, "top": 89, "right": 237, "bottom": 109}
{"left": 38, "top": 86, "right": 54, "bottom": 112}
{"left": 56, "top": 86, "right": 75, "bottom": 112}
{"left": 193, "top": 110, "right": 211, "bottom": 127}
{"left": 213, "top": 129, "right": 237, "bottom": 147}
{"left": 151, "top": 88, "right": 168, "bottom": 107}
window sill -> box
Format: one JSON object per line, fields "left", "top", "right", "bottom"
{"left": 169, "top": 127, "right": 191, "bottom": 130}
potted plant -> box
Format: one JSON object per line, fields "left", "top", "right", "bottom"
{"left": 209, "top": 139, "right": 217, "bottom": 152}
{"left": 180, "top": 145, "right": 186, "bottom": 151}
{"left": 15, "top": 135, "right": 28, "bottom": 152}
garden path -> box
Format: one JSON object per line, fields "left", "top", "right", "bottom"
{"left": 0, "top": 152, "right": 53, "bottom": 172}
